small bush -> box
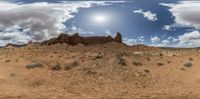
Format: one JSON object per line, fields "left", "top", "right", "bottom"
{"left": 117, "top": 57, "right": 127, "bottom": 66}
{"left": 26, "top": 62, "right": 44, "bottom": 69}
{"left": 146, "top": 58, "right": 151, "bottom": 61}
{"left": 157, "top": 62, "right": 164, "bottom": 66}
{"left": 180, "top": 68, "right": 186, "bottom": 71}
{"left": 144, "top": 69, "right": 150, "bottom": 73}
{"left": 133, "top": 61, "right": 142, "bottom": 66}
{"left": 5, "top": 60, "right": 10, "bottom": 62}
{"left": 51, "top": 63, "right": 62, "bottom": 71}
{"left": 189, "top": 58, "right": 193, "bottom": 61}
{"left": 167, "top": 61, "right": 171, "bottom": 64}
{"left": 184, "top": 62, "right": 192, "bottom": 68}
{"left": 64, "top": 61, "right": 79, "bottom": 70}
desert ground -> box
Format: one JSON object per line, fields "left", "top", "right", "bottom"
{"left": 0, "top": 42, "right": 200, "bottom": 99}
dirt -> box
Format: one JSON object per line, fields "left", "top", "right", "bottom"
{"left": 0, "top": 42, "right": 200, "bottom": 99}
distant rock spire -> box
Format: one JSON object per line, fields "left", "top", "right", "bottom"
{"left": 114, "top": 32, "right": 122, "bottom": 43}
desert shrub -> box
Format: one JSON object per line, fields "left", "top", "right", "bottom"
{"left": 180, "top": 68, "right": 186, "bottom": 71}
{"left": 116, "top": 53, "right": 127, "bottom": 66}
{"left": 117, "top": 57, "right": 127, "bottom": 66}
{"left": 184, "top": 62, "right": 192, "bottom": 68}
{"left": 9, "top": 73, "right": 15, "bottom": 77}
{"left": 167, "top": 61, "right": 171, "bottom": 64}
{"left": 133, "top": 61, "right": 142, "bottom": 66}
{"left": 157, "top": 62, "right": 164, "bottom": 66}
{"left": 189, "top": 58, "right": 193, "bottom": 61}
{"left": 51, "top": 63, "right": 62, "bottom": 71}
{"left": 144, "top": 69, "right": 150, "bottom": 73}
{"left": 26, "top": 62, "right": 44, "bottom": 69}
{"left": 146, "top": 58, "right": 151, "bottom": 61}
{"left": 64, "top": 61, "right": 79, "bottom": 70}
{"left": 5, "top": 60, "right": 10, "bottom": 62}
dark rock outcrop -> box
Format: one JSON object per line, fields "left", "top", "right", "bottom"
{"left": 41, "top": 32, "right": 123, "bottom": 46}
{"left": 114, "top": 32, "right": 122, "bottom": 43}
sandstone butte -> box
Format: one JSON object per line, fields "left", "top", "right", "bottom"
{"left": 40, "top": 32, "right": 122, "bottom": 46}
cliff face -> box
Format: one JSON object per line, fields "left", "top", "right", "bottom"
{"left": 41, "top": 32, "right": 123, "bottom": 45}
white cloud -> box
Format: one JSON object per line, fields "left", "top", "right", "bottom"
{"left": 69, "top": 25, "right": 94, "bottom": 35}
{"left": 177, "top": 31, "right": 200, "bottom": 47}
{"left": 160, "top": 1, "right": 200, "bottom": 29}
{"left": 123, "top": 37, "right": 137, "bottom": 45}
{"left": 105, "top": 30, "right": 112, "bottom": 36}
{"left": 0, "top": 1, "right": 124, "bottom": 46}
{"left": 162, "top": 40, "right": 170, "bottom": 45}
{"left": 133, "top": 9, "right": 158, "bottom": 21}
{"left": 172, "top": 38, "right": 178, "bottom": 42}
{"left": 163, "top": 25, "right": 171, "bottom": 31}
{"left": 151, "top": 36, "right": 160, "bottom": 43}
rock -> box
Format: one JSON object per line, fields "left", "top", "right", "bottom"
{"left": 114, "top": 32, "right": 122, "bottom": 43}
{"left": 68, "top": 33, "right": 83, "bottom": 45}
{"left": 41, "top": 32, "right": 123, "bottom": 46}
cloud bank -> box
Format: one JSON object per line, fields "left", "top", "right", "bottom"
{"left": 160, "top": 1, "right": 200, "bottom": 29}
{"left": 0, "top": 1, "right": 122, "bottom": 46}
{"left": 160, "top": 1, "right": 200, "bottom": 47}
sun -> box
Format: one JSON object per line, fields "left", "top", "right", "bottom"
{"left": 93, "top": 14, "right": 108, "bottom": 23}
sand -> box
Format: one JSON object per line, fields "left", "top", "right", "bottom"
{"left": 0, "top": 42, "right": 200, "bottom": 99}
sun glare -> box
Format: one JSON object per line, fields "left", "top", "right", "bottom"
{"left": 93, "top": 14, "right": 107, "bottom": 23}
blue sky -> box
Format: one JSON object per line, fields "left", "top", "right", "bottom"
{"left": 0, "top": 0, "right": 200, "bottom": 47}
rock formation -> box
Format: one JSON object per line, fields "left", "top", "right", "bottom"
{"left": 41, "top": 32, "right": 123, "bottom": 46}
{"left": 114, "top": 32, "right": 122, "bottom": 43}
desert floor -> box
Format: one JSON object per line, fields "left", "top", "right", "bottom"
{"left": 0, "top": 43, "right": 200, "bottom": 99}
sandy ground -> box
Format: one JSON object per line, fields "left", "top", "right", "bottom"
{"left": 0, "top": 43, "right": 200, "bottom": 99}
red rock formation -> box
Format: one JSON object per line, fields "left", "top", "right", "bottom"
{"left": 41, "top": 32, "right": 123, "bottom": 46}
{"left": 68, "top": 33, "right": 83, "bottom": 45}
{"left": 114, "top": 32, "right": 122, "bottom": 43}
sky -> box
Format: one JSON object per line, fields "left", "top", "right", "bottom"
{"left": 0, "top": 0, "right": 200, "bottom": 47}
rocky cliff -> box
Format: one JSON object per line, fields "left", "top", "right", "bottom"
{"left": 41, "top": 32, "right": 122, "bottom": 46}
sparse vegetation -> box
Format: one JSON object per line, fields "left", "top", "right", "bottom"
{"left": 133, "top": 61, "right": 142, "bottom": 66}
{"left": 9, "top": 73, "right": 15, "bottom": 77}
{"left": 189, "top": 58, "right": 193, "bottom": 61}
{"left": 146, "top": 58, "right": 151, "bottom": 61}
{"left": 184, "top": 62, "right": 193, "bottom": 68}
{"left": 117, "top": 57, "right": 127, "bottom": 66}
{"left": 157, "top": 62, "right": 164, "bottom": 66}
{"left": 167, "top": 61, "right": 171, "bottom": 64}
{"left": 51, "top": 63, "right": 62, "bottom": 71}
{"left": 180, "top": 68, "right": 186, "bottom": 71}
{"left": 5, "top": 60, "right": 10, "bottom": 62}
{"left": 64, "top": 61, "right": 79, "bottom": 70}
{"left": 26, "top": 61, "right": 44, "bottom": 69}
{"left": 144, "top": 69, "right": 150, "bottom": 73}
{"left": 116, "top": 54, "right": 127, "bottom": 66}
